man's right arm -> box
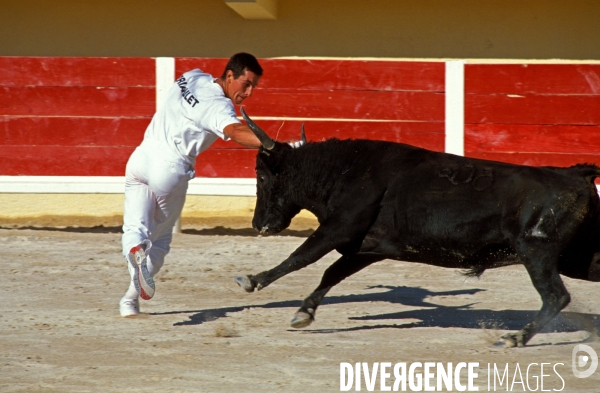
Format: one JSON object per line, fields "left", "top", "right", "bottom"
{"left": 223, "top": 123, "right": 262, "bottom": 149}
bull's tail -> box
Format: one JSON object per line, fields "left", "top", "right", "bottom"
{"left": 462, "top": 265, "right": 486, "bottom": 278}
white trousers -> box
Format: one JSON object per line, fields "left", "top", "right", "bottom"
{"left": 122, "top": 145, "right": 195, "bottom": 277}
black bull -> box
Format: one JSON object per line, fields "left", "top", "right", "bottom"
{"left": 234, "top": 109, "right": 600, "bottom": 347}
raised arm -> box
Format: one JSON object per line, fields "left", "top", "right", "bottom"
{"left": 223, "top": 123, "right": 262, "bottom": 149}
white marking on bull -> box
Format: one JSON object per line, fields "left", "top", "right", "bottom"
{"left": 529, "top": 218, "right": 547, "bottom": 238}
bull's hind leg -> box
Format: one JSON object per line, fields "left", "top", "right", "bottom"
{"left": 290, "top": 253, "right": 383, "bottom": 328}
{"left": 498, "top": 258, "right": 571, "bottom": 347}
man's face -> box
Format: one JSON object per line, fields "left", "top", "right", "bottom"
{"left": 224, "top": 69, "right": 260, "bottom": 105}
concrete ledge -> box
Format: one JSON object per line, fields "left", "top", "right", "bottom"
{"left": 0, "top": 193, "right": 318, "bottom": 231}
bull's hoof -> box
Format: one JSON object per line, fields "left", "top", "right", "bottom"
{"left": 494, "top": 337, "right": 517, "bottom": 348}
{"left": 233, "top": 276, "right": 255, "bottom": 293}
{"left": 290, "top": 309, "right": 314, "bottom": 329}
{"left": 495, "top": 333, "right": 524, "bottom": 348}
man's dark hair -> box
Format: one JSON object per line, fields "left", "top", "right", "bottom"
{"left": 221, "top": 52, "right": 263, "bottom": 79}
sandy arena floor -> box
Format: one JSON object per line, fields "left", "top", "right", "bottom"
{"left": 1, "top": 227, "right": 600, "bottom": 392}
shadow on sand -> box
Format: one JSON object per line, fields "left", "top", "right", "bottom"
{"left": 151, "top": 285, "right": 599, "bottom": 341}
{"left": 0, "top": 225, "right": 124, "bottom": 233}
{"left": 0, "top": 225, "right": 313, "bottom": 237}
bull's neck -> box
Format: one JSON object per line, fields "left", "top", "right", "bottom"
{"left": 283, "top": 150, "right": 340, "bottom": 222}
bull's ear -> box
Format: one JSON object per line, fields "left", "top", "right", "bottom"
{"left": 241, "top": 107, "right": 275, "bottom": 150}
{"left": 301, "top": 123, "right": 307, "bottom": 144}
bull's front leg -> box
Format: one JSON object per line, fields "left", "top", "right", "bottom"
{"left": 290, "top": 253, "right": 383, "bottom": 328}
{"left": 234, "top": 225, "right": 360, "bottom": 292}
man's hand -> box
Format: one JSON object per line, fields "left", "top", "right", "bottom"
{"left": 224, "top": 123, "right": 306, "bottom": 149}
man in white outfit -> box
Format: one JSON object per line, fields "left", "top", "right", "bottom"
{"left": 120, "top": 53, "right": 275, "bottom": 316}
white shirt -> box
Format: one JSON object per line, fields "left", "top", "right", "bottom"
{"left": 141, "top": 69, "right": 240, "bottom": 166}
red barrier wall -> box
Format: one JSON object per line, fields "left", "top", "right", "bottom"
{"left": 1, "top": 58, "right": 599, "bottom": 178}
{"left": 0, "top": 57, "right": 155, "bottom": 177}
{"left": 465, "top": 64, "right": 600, "bottom": 167}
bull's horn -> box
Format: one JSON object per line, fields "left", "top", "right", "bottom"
{"left": 241, "top": 107, "right": 275, "bottom": 150}
{"left": 301, "top": 123, "right": 307, "bottom": 144}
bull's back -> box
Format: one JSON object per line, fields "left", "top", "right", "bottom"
{"left": 359, "top": 149, "right": 600, "bottom": 268}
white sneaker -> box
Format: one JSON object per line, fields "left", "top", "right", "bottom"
{"left": 119, "top": 297, "right": 139, "bottom": 317}
{"left": 126, "top": 244, "right": 155, "bottom": 300}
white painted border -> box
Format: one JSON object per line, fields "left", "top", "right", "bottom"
{"left": 0, "top": 176, "right": 257, "bottom": 196}
{"left": 3, "top": 176, "right": 596, "bottom": 195}
{"left": 155, "top": 57, "right": 182, "bottom": 230}
{"left": 0, "top": 176, "right": 126, "bottom": 194}
{"left": 445, "top": 60, "right": 465, "bottom": 156}
{"left": 187, "top": 177, "right": 255, "bottom": 196}
{"left": 156, "top": 57, "right": 175, "bottom": 110}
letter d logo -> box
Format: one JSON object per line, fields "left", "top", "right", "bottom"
{"left": 572, "top": 344, "right": 598, "bottom": 378}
